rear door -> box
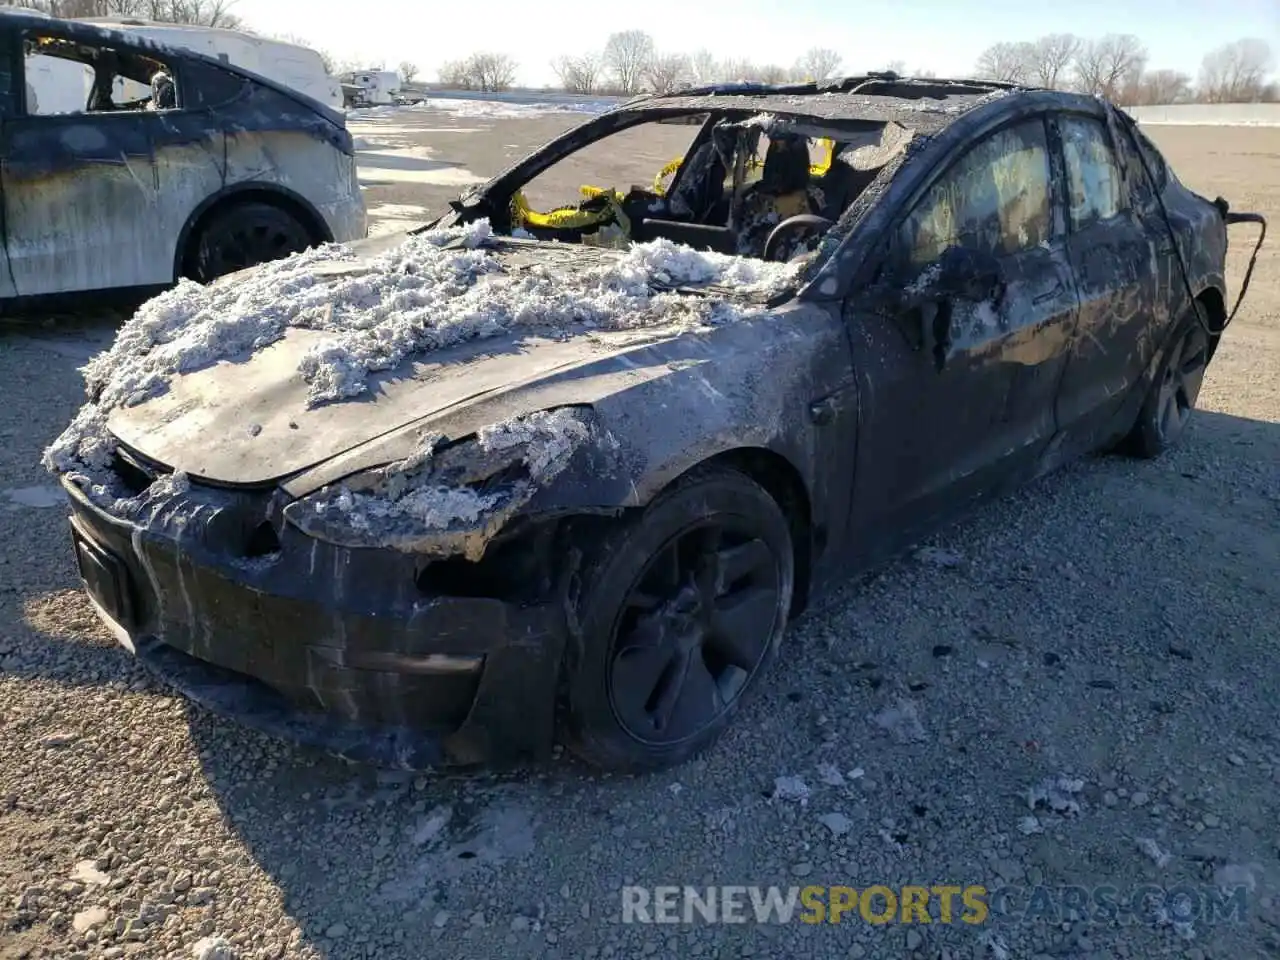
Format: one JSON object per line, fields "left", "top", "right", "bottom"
{"left": 1052, "top": 112, "right": 1162, "bottom": 437}
{"left": 846, "top": 114, "right": 1080, "bottom": 551}
{"left": 1, "top": 29, "right": 176, "bottom": 297}
{"left": 0, "top": 27, "right": 17, "bottom": 299}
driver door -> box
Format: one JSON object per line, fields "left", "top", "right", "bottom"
{"left": 1, "top": 29, "right": 172, "bottom": 297}
{"left": 845, "top": 115, "right": 1081, "bottom": 553}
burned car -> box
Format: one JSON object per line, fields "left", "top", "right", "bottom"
{"left": 0, "top": 10, "right": 366, "bottom": 305}
{"left": 46, "top": 76, "right": 1265, "bottom": 772}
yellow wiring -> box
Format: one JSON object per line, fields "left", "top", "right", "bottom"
{"left": 510, "top": 186, "right": 626, "bottom": 231}
{"left": 513, "top": 137, "right": 838, "bottom": 226}
{"left": 651, "top": 138, "right": 836, "bottom": 195}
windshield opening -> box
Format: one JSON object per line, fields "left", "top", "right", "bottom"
{"left": 488, "top": 112, "right": 912, "bottom": 265}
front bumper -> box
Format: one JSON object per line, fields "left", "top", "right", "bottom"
{"left": 62, "top": 477, "right": 565, "bottom": 769}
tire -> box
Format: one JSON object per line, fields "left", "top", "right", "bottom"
{"left": 1125, "top": 309, "right": 1212, "bottom": 459}
{"left": 560, "top": 467, "right": 794, "bottom": 772}
{"left": 186, "top": 202, "right": 314, "bottom": 284}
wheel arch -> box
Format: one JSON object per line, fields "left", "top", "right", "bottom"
{"left": 173, "top": 182, "right": 333, "bottom": 281}
{"left": 638, "top": 446, "right": 816, "bottom": 619}
{"left": 1194, "top": 285, "right": 1227, "bottom": 359}
{"left": 703, "top": 447, "right": 815, "bottom": 618}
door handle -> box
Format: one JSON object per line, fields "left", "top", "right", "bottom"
{"left": 1033, "top": 282, "right": 1065, "bottom": 306}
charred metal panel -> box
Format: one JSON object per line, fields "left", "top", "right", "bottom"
{"left": 0, "top": 10, "right": 360, "bottom": 299}
{"left": 4, "top": 114, "right": 173, "bottom": 294}
{"left": 264, "top": 300, "right": 857, "bottom": 552}
{"left": 62, "top": 476, "right": 563, "bottom": 767}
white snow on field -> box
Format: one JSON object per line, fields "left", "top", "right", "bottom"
{"left": 366, "top": 202, "right": 433, "bottom": 238}
{"left": 349, "top": 96, "right": 612, "bottom": 122}
{"left": 43, "top": 221, "right": 800, "bottom": 487}
{"left": 1135, "top": 118, "right": 1280, "bottom": 127}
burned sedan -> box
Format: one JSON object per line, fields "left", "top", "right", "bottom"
{"left": 0, "top": 10, "right": 366, "bottom": 306}
{"left": 46, "top": 76, "right": 1264, "bottom": 772}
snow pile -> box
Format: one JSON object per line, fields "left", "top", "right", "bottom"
{"left": 414, "top": 96, "right": 612, "bottom": 118}
{"left": 350, "top": 96, "right": 614, "bottom": 120}
{"left": 44, "top": 220, "right": 799, "bottom": 485}
{"left": 770, "top": 775, "right": 811, "bottom": 805}
{"left": 290, "top": 408, "right": 592, "bottom": 558}
{"left": 477, "top": 408, "right": 591, "bottom": 478}
{"left": 1027, "top": 775, "right": 1085, "bottom": 816}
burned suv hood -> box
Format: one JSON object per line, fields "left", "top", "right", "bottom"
{"left": 104, "top": 234, "right": 774, "bottom": 488}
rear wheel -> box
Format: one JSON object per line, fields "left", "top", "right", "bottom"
{"left": 561, "top": 468, "right": 794, "bottom": 771}
{"left": 1126, "top": 310, "right": 1211, "bottom": 458}
{"left": 187, "top": 202, "right": 314, "bottom": 283}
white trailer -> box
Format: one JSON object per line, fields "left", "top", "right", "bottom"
{"left": 77, "top": 18, "right": 344, "bottom": 110}
{"left": 344, "top": 69, "right": 400, "bottom": 106}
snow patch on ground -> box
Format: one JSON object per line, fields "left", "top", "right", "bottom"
{"left": 43, "top": 220, "right": 798, "bottom": 493}
{"left": 1028, "top": 775, "right": 1085, "bottom": 817}
{"left": 3, "top": 485, "right": 65, "bottom": 509}
{"left": 350, "top": 96, "right": 612, "bottom": 120}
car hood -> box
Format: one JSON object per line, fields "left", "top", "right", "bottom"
{"left": 106, "top": 236, "right": 760, "bottom": 489}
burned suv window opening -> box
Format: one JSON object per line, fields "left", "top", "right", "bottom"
{"left": 23, "top": 33, "right": 180, "bottom": 117}
{"left": 1061, "top": 115, "right": 1123, "bottom": 228}
{"left": 898, "top": 117, "right": 1052, "bottom": 268}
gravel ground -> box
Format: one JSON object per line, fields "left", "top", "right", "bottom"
{"left": 1, "top": 120, "right": 1278, "bottom": 960}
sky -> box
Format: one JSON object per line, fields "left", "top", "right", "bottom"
{"left": 234, "top": 0, "right": 1279, "bottom": 87}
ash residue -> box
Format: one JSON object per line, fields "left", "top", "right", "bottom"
{"left": 43, "top": 221, "right": 797, "bottom": 486}
{"left": 289, "top": 408, "right": 593, "bottom": 558}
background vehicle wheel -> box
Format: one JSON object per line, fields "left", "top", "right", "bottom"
{"left": 561, "top": 468, "right": 794, "bottom": 772}
{"left": 188, "top": 202, "right": 314, "bottom": 283}
{"left": 1126, "top": 310, "right": 1211, "bottom": 459}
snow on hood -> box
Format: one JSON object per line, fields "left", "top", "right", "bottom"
{"left": 286, "top": 407, "right": 594, "bottom": 558}
{"left": 43, "top": 221, "right": 801, "bottom": 489}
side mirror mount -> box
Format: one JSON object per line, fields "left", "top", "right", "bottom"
{"left": 899, "top": 245, "right": 1005, "bottom": 370}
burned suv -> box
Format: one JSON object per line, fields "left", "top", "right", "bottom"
{"left": 1, "top": 10, "right": 365, "bottom": 304}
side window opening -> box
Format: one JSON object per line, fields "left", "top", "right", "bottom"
{"left": 897, "top": 117, "right": 1052, "bottom": 269}
{"left": 23, "top": 33, "right": 180, "bottom": 117}
{"left": 1060, "top": 116, "right": 1123, "bottom": 227}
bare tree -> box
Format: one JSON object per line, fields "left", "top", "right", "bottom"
{"left": 756, "top": 63, "right": 790, "bottom": 84}
{"left": 793, "top": 47, "right": 842, "bottom": 81}
{"left": 717, "top": 58, "right": 756, "bottom": 82}
{"left": 1199, "top": 38, "right": 1275, "bottom": 103}
{"left": 551, "top": 53, "right": 603, "bottom": 94}
{"left": 466, "top": 52, "right": 517, "bottom": 92}
{"left": 645, "top": 52, "right": 690, "bottom": 93}
{"left": 1073, "top": 34, "right": 1147, "bottom": 102}
{"left": 438, "top": 59, "right": 472, "bottom": 90}
{"left": 9, "top": 0, "right": 241, "bottom": 24}
{"left": 399, "top": 61, "right": 420, "bottom": 84}
{"left": 974, "top": 41, "right": 1035, "bottom": 83}
{"left": 881, "top": 59, "right": 907, "bottom": 75}
{"left": 1134, "top": 68, "right": 1192, "bottom": 105}
{"left": 1028, "top": 33, "right": 1080, "bottom": 89}
{"left": 602, "top": 29, "right": 655, "bottom": 93}
{"left": 315, "top": 49, "right": 338, "bottom": 75}
{"left": 689, "top": 48, "right": 718, "bottom": 84}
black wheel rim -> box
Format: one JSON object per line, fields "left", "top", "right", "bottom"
{"left": 606, "top": 519, "right": 782, "bottom": 746}
{"left": 205, "top": 218, "right": 309, "bottom": 279}
{"left": 1156, "top": 323, "right": 1209, "bottom": 444}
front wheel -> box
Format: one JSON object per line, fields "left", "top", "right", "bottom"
{"left": 186, "top": 202, "right": 314, "bottom": 283}
{"left": 560, "top": 468, "right": 794, "bottom": 772}
{"left": 1126, "top": 311, "right": 1211, "bottom": 458}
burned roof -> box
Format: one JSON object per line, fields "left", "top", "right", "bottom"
{"left": 608, "top": 75, "right": 1022, "bottom": 132}
{"left": 0, "top": 7, "right": 345, "bottom": 125}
